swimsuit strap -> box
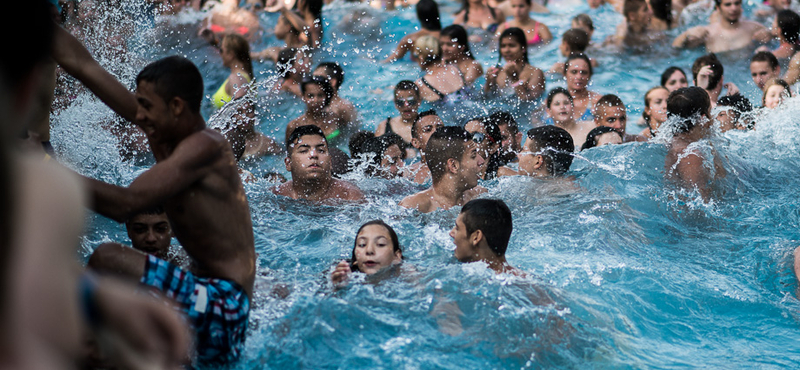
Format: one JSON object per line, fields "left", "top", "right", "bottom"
{"left": 326, "top": 128, "right": 341, "bottom": 141}
{"left": 385, "top": 117, "right": 395, "bottom": 134}
{"left": 421, "top": 77, "right": 446, "bottom": 99}
{"left": 489, "top": 6, "right": 496, "bottom": 20}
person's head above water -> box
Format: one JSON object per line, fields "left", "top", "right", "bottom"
{"left": 564, "top": 53, "right": 593, "bottom": 92}
{"left": 520, "top": 126, "right": 574, "bottom": 176}
{"left": 497, "top": 27, "right": 530, "bottom": 64}
{"left": 667, "top": 86, "right": 711, "bottom": 134}
{"left": 649, "top": 0, "right": 674, "bottom": 28}
{"left": 714, "top": 0, "right": 743, "bottom": 23}
{"left": 717, "top": 93, "right": 753, "bottom": 130}
{"left": 750, "top": 51, "right": 780, "bottom": 91}
{"left": 221, "top": 33, "right": 254, "bottom": 78}
{"left": 545, "top": 87, "right": 575, "bottom": 124}
{"left": 313, "top": 61, "right": 345, "bottom": 92}
{"left": 776, "top": 9, "right": 800, "bottom": 44}
{"left": 451, "top": 198, "right": 513, "bottom": 262}
{"left": 285, "top": 125, "right": 332, "bottom": 181}
{"left": 425, "top": 126, "right": 483, "bottom": 187}
{"left": 763, "top": 78, "right": 792, "bottom": 109}
{"left": 692, "top": 53, "right": 724, "bottom": 91}
{"left": 125, "top": 207, "right": 172, "bottom": 259}
{"left": 643, "top": 86, "right": 670, "bottom": 134}
{"left": 416, "top": 0, "right": 442, "bottom": 31}
{"left": 414, "top": 35, "right": 442, "bottom": 67}
{"left": 440, "top": 25, "right": 474, "bottom": 62}
{"left": 581, "top": 126, "right": 623, "bottom": 150}
{"left": 349, "top": 220, "right": 403, "bottom": 274}
{"left": 661, "top": 66, "right": 688, "bottom": 92}
{"left": 594, "top": 94, "right": 627, "bottom": 133}
{"left": 411, "top": 109, "right": 444, "bottom": 152}
{"left": 277, "top": 47, "right": 310, "bottom": 78}
{"left": 353, "top": 133, "right": 406, "bottom": 179}
{"left": 572, "top": 13, "right": 595, "bottom": 37}
{"left": 135, "top": 56, "right": 204, "bottom": 116}
{"left": 560, "top": 28, "right": 590, "bottom": 56}
{"left": 300, "top": 75, "right": 334, "bottom": 109}
{"left": 623, "top": 0, "right": 652, "bottom": 25}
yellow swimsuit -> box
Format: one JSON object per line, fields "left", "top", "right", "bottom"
{"left": 211, "top": 73, "right": 252, "bottom": 109}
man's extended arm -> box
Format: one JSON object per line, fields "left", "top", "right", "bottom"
{"left": 672, "top": 26, "right": 708, "bottom": 49}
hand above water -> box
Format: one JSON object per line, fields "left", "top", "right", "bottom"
{"left": 331, "top": 260, "right": 352, "bottom": 285}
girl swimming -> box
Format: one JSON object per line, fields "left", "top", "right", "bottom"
{"left": 331, "top": 220, "right": 404, "bottom": 285}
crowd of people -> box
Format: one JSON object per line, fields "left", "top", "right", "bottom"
{"left": 6, "top": 0, "right": 800, "bottom": 367}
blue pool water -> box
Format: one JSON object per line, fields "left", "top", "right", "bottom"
{"left": 54, "top": 0, "right": 800, "bottom": 368}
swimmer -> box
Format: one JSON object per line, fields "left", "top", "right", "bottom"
{"left": 572, "top": 14, "right": 595, "bottom": 39}
{"left": 212, "top": 34, "right": 253, "bottom": 110}
{"left": 716, "top": 93, "right": 754, "bottom": 130}
{"left": 274, "top": 47, "right": 311, "bottom": 97}
{"left": 499, "top": 126, "right": 574, "bottom": 177}
{"left": 605, "top": 0, "right": 664, "bottom": 48}
{"left": 594, "top": 94, "right": 645, "bottom": 142}
{"left": 672, "top": 0, "right": 771, "bottom": 53}
{"left": 495, "top": 0, "right": 552, "bottom": 46}
{"left": 330, "top": 220, "right": 404, "bottom": 286}
{"left": 581, "top": 126, "right": 624, "bottom": 150}
{"left": 198, "top": 0, "right": 261, "bottom": 42}
{"left": 274, "top": 125, "right": 364, "bottom": 201}
{"left": 490, "top": 111, "right": 523, "bottom": 164}
{"left": 549, "top": 28, "right": 596, "bottom": 75}
{"left": 762, "top": 78, "right": 792, "bottom": 109}
{"left": 453, "top": 0, "right": 505, "bottom": 34}
{"left": 484, "top": 28, "right": 546, "bottom": 102}
{"left": 285, "top": 76, "right": 346, "bottom": 149}
{"left": 750, "top": 51, "right": 781, "bottom": 91}
{"left": 313, "top": 62, "right": 359, "bottom": 130}
{"left": 415, "top": 36, "right": 473, "bottom": 103}
{"left": 543, "top": 87, "right": 595, "bottom": 149}
{"left": 440, "top": 25, "right": 484, "bottom": 85}
{"left": 383, "top": 0, "right": 442, "bottom": 63}
{"left": 401, "top": 110, "right": 444, "bottom": 183}
{"left": 251, "top": 0, "right": 322, "bottom": 61}
{"left": 563, "top": 53, "right": 601, "bottom": 122}
{"left": 648, "top": 0, "right": 679, "bottom": 31}
{"left": 375, "top": 80, "right": 422, "bottom": 158}
{"left": 399, "top": 126, "right": 486, "bottom": 213}
{"left": 692, "top": 53, "right": 737, "bottom": 108}
{"left": 450, "top": 199, "right": 524, "bottom": 276}
{"left": 661, "top": 66, "right": 689, "bottom": 92}
{"left": 665, "top": 86, "right": 725, "bottom": 201}
{"left": 764, "top": 10, "right": 800, "bottom": 59}
{"left": 465, "top": 116, "right": 503, "bottom": 179}
{"left": 350, "top": 133, "right": 407, "bottom": 179}
{"left": 640, "top": 86, "right": 670, "bottom": 139}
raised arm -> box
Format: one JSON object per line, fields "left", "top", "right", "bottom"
{"left": 85, "top": 131, "right": 222, "bottom": 222}
{"left": 752, "top": 24, "right": 772, "bottom": 44}
{"left": 382, "top": 34, "right": 415, "bottom": 63}
{"left": 672, "top": 26, "right": 709, "bottom": 49}
{"left": 51, "top": 26, "right": 138, "bottom": 123}
{"left": 518, "top": 67, "right": 545, "bottom": 101}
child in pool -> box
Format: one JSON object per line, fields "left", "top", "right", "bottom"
{"left": 762, "top": 78, "right": 792, "bottom": 109}
{"left": 331, "top": 220, "right": 404, "bottom": 285}
{"left": 498, "top": 126, "right": 575, "bottom": 177}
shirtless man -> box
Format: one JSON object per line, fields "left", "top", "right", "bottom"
{"left": 750, "top": 51, "right": 781, "bottom": 91}
{"left": 401, "top": 110, "right": 444, "bottom": 184}
{"left": 399, "top": 126, "right": 486, "bottom": 213}
{"left": 64, "top": 55, "right": 256, "bottom": 363}
{"left": 672, "top": 0, "right": 771, "bottom": 53}
{"left": 499, "top": 126, "right": 574, "bottom": 177}
{"left": 274, "top": 125, "right": 364, "bottom": 202}
{"left": 450, "top": 199, "right": 524, "bottom": 276}
{"left": 594, "top": 94, "right": 645, "bottom": 143}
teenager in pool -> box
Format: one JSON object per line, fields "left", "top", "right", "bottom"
{"left": 661, "top": 66, "right": 689, "bottom": 93}
{"left": 401, "top": 110, "right": 445, "bottom": 184}
{"left": 383, "top": 0, "right": 442, "bottom": 63}
{"left": 285, "top": 76, "right": 350, "bottom": 153}
{"left": 498, "top": 126, "right": 574, "bottom": 177}
{"left": 563, "top": 53, "right": 601, "bottom": 122}
{"left": 543, "top": 87, "right": 594, "bottom": 149}
{"left": 274, "top": 125, "right": 364, "bottom": 201}
{"left": 640, "top": 86, "right": 670, "bottom": 139}
{"left": 330, "top": 220, "right": 404, "bottom": 286}
{"left": 673, "top": 0, "right": 771, "bottom": 53}
{"left": 375, "top": 80, "right": 422, "bottom": 158}
{"left": 450, "top": 199, "right": 524, "bottom": 276}
{"left": 750, "top": 51, "right": 781, "bottom": 92}
{"left": 399, "top": 126, "right": 486, "bottom": 213}
{"left": 594, "top": 94, "right": 644, "bottom": 143}
{"left": 313, "top": 62, "right": 359, "bottom": 130}
{"left": 484, "top": 27, "right": 545, "bottom": 102}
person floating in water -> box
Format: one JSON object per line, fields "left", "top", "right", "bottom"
{"left": 450, "top": 198, "right": 524, "bottom": 276}
{"left": 274, "top": 125, "right": 365, "bottom": 202}
{"left": 673, "top": 0, "right": 771, "bottom": 53}
{"left": 330, "top": 220, "right": 404, "bottom": 286}
{"left": 399, "top": 126, "right": 486, "bottom": 213}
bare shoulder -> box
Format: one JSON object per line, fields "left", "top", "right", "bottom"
{"left": 464, "top": 186, "right": 487, "bottom": 201}
{"left": 272, "top": 181, "right": 294, "bottom": 198}
{"left": 331, "top": 179, "right": 364, "bottom": 201}
{"left": 497, "top": 166, "right": 519, "bottom": 177}
{"left": 399, "top": 189, "right": 433, "bottom": 211}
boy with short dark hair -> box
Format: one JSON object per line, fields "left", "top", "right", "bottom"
{"left": 450, "top": 198, "right": 523, "bottom": 276}
{"left": 594, "top": 94, "right": 643, "bottom": 142}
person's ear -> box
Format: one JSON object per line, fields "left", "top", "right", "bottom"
{"left": 470, "top": 229, "right": 483, "bottom": 247}
{"left": 532, "top": 154, "right": 544, "bottom": 169}
{"left": 393, "top": 250, "right": 402, "bottom": 263}
{"left": 411, "top": 137, "right": 421, "bottom": 150}
{"left": 284, "top": 154, "right": 291, "bottom": 172}
{"left": 446, "top": 157, "right": 460, "bottom": 174}
{"left": 169, "top": 97, "right": 185, "bottom": 117}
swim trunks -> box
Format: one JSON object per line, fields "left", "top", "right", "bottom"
{"left": 140, "top": 255, "right": 250, "bottom": 364}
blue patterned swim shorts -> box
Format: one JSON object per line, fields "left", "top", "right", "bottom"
{"left": 140, "top": 255, "right": 249, "bottom": 364}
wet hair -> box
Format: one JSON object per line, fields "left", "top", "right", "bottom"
{"left": 300, "top": 76, "right": 334, "bottom": 107}
{"left": 762, "top": 78, "right": 792, "bottom": 106}
{"left": 751, "top": 51, "right": 780, "bottom": 71}
{"left": 546, "top": 87, "right": 574, "bottom": 109}
{"left": 395, "top": 79, "right": 421, "bottom": 98}
{"left": 497, "top": 28, "right": 529, "bottom": 65}
{"left": 459, "top": 199, "right": 513, "bottom": 256}
{"left": 667, "top": 86, "right": 711, "bottom": 134}
{"left": 691, "top": 53, "right": 724, "bottom": 91}
{"left": 595, "top": 94, "right": 625, "bottom": 118}
{"left": 643, "top": 86, "right": 669, "bottom": 124}
{"left": 572, "top": 13, "right": 595, "bottom": 31}
{"left": 417, "top": 0, "right": 442, "bottom": 31}
{"left": 564, "top": 53, "right": 593, "bottom": 77}
{"left": 411, "top": 109, "right": 439, "bottom": 139}
{"left": 221, "top": 33, "right": 254, "bottom": 79}
{"left": 581, "top": 126, "right": 622, "bottom": 150}
{"left": 489, "top": 111, "right": 518, "bottom": 134}
{"left": 649, "top": 0, "right": 673, "bottom": 28}
{"left": 717, "top": 93, "right": 753, "bottom": 128}
{"left": 348, "top": 131, "right": 374, "bottom": 157}
{"left": 623, "top": 0, "right": 648, "bottom": 20}
{"left": 126, "top": 206, "right": 167, "bottom": 226}
{"left": 356, "top": 133, "right": 406, "bottom": 176}
{"left": 136, "top": 56, "right": 204, "bottom": 114}
{"left": 286, "top": 125, "right": 327, "bottom": 153}
{"left": 414, "top": 35, "right": 442, "bottom": 66}
{"left": 440, "top": 24, "right": 475, "bottom": 60}
{"left": 425, "top": 126, "right": 471, "bottom": 184}
{"left": 562, "top": 28, "right": 590, "bottom": 53}
{"left": 315, "top": 62, "right": 345, "bottom": 91}
{"left": 778, "top": 9, "right": 800, "bottom": 46}
{"left": 660, "top": 66, "right": 687, "bottom": 87}
{"left": 526, "top": 126, "right": 574, "bottom": 175}
{"left": 277, "top": 47, "right": 300, "bottom": 77}
{"left": 472, "top": 116, "right": 502, "bottom": 144}
{"left": 350, "top": 220, "right": 403, "bottom": 272}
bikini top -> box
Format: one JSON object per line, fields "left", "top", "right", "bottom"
{"left": 503, "top": 21, "right": 541, "bottom": 45}
{"left": 465, "top": 5, "right": 499, "bottom": 32}
{"left": 212, "top": 73, "right": 252, "bottom": 109}
{"left": 420, "top": 66, "right": 472, "bottom": 104}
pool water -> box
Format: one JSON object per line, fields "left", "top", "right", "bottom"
{"left": 55, "top": 0, "right": 800, "bottom": 368}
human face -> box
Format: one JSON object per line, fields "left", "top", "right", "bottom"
{"left": 286, "top": 134, "right": 331, "bottom": 180}
{"left": 717, "top": 0, "right": 742, "bottom": 23}
{"left": 518, "top": 139, "right": 542, "bottom": 175}
{"left": 510, "top": 0, "right": 531, "bottom": 18}
{"left": 565, "top": 59, "right": 591, "bottom": 91}
{"left": 497, "top": 123, "right": 519, "bottom": 153}
{"left": 596, "top": 105, "right": 628, "bottom": 133}
{"left": 303, "top": 83, "right": 327, "bottom": 113}
{"left": 379, "top": 144, "right": 405, "bottom": 178}
{"left": 394, "top": 89, "right": 420, "bottom": 120}
{"left": 664, "top": 70, "right": 688, "bottom": 92}
{"left": 644, "top": 88, "right": 669, "bottom": 127}
{"left": 716, "top": 108, "right": 736, "bottom": 132}
{"left": 450, "top": 213, "right": 476, "bottom": 262}
{"left": 750, "top": 61, "right": 778, "bottom": 91}
{"left": 312, "top": 68, "right": 338, "bottom": 90}
{"left": 547, "top": 93, "right": 575, "bottom": 124}
{"left": 587, "top": 0, "right": 604, "bottom": 8}
{"left": 413, "top": 115, "right": 444, "bottom": 151}
{"left": 353, "top": 224, "right": 401, "bottom": 275}
{"left": 764, "top": 84, "right": 788, "bottom": 108}
{"left": 458, "top": 141, "right": 485, "bottom": 189}
{"left": 135, "top": 81, "right": 174, "bottom": 142}
{"left": 595, "top": 131, "right": 622, "bottom": 146}
{"left": 500, "top": 36, "right": 524, "bottom": 63}
{"left": 126, "top": 213, "right": 171, "bottom": 256}
{"left": 439, "top": 35, "right": 461, "bottom": 63}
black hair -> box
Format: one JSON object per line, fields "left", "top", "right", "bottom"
{"left": 667, "top": 86, "right": 711, "bottom": 134}
{"left": 526, "top": 126, "right": 574, "bottom": 175}
{"left": 649, "top": 0, "right": 673, "bottom": 28}
{"left": 691, "top": 53, "right": 724, "bottom": 91}
{"left": 564, "top": 53, "right": 593, "bottom": 77}
{"left": 488, "top": 111, "right": 518, "bottom": 134}
{"left": 425, "top": 126, "right": 471, "bottom": 184}
{"left": 126, "top": 206, "right": 167, "bottom": 225}
{"left": 751, "top": 51, "right": 780, "bottom": 71}
{"left": 350, "top": 220, "right": 403, "bottom": 272}
{"left": 315, "top": 62, "right": 345, "bottom": 90}
{"left": 573, "top": 13, "right": 595, "bottom": 31}
{"left": 778, "top": 9, "right": 800, "bottom": 46}
{"left": 351, "top": 133, "right": 406, "bottom": 176}
{"left": 395, "top": 80, "right": 420, "bottom": 96}
{"left": 348, "top": 130, "right": 374, "bottom": 158}
{"left": 660, "top": 66, "right": 686, "bottom": 87}
{"left": 717, "top": 93, "right": 754, "bottom": 129}
{"left": 460, "top": 199, "right": 513, "bottom": 256}
{"left": 440, "top": 24, "right": 475, "bottom": 60}
{"left": 546, "top": 87, "right": 574, "bottom": 109}
{"left": 411, "top": 109, "right": 439, "bottom": 139}
{"left": 417, "top": 0, "right": 442, "bottom": 31}
{"left": 286, "top": 125, "right": 327, "bottom": 152}
{"left": 562, "top": 28, "right": 590, "bottom": 53}
{"left": 498, "top": 27, "right": 529, "bottom": 65}
{"left": 136, "top": 56, "right": 204, "bottom": 114}
{"left": 301, "top": 76, "right": 334, "bottom": 107}
{"left": 580, "top": 126, "right": 622, "bottom": 151}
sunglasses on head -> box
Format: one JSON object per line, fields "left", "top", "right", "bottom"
{"left": 395, "top": 97, "right": 418, "bottom": 106}
{"left": 470, "top": 132, "right": 495, "bottom": 144}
